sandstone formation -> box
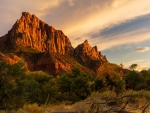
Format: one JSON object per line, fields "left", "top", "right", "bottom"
{"left": 1, "top": 12, "right": 74, "bottom": 55}
{"left": 34, "top": 53, "right": 75, "bottom": 75}
{"left": 74, "top": 40, "right": 107, "bottom": 70}
{"left": 0, "top": 12, "right": 108, "bottom": 75}
{"left": 75, "top": 40, "right": 107, "bottom": 61}
{"left": 0, "top": 52, "right": 21, "bottom": 64}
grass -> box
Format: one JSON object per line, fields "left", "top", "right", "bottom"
{"left": 1, "top": 90, "right": 150, "bottom": 113}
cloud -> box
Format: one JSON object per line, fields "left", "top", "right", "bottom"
{"left": 0, "top": 0, "right": 150, "bottom": 50}
{"left": 59, "top": 0, "right": 150, "bottom": 37}
{"left": 123, "top": 60, "right": 150, "bottom": 71}
{"left": 68, "top": 0, "right": 76, "bottom": 6}
{"left": 0, "top": 0, "right": 73, "bottom": 36}
{"left": 90, "top": 27, "right": 150, "bottom": 51}
{"left": 41, "top": 0, "right": 150, "bottom": 49}
{"left": 123, "top": 59, "right": 144, "bottom": 69}
{"left": 128, "top": 60, "right": 144, "bottom": 64}
{"left": 135, "top": 47, "right": 150, "bottom": 52}
{"left": 1, "top": 0, "right": 150, "bottom": 71}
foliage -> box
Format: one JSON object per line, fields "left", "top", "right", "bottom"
{"left": 24, "top": 71, "right": 58, "bottom": 104}
{"left": 125, "top": 64, "right": 150, "bottom": 90}
{"left": 2, "top": 90, "right": 150, "bottom": 113}
{"left": 0, "top": 63, "right": 94, "bottom": 109}
{"left": 57, "top": 67, "right": 93, "bottom": 101}
{"left": 0, "top": 61, "right": 58, "bottom": 109}
{"left": 0, "top": 61, "right": 27, "bottom": 109}
{"left": 2, "top": 61, "right": 150, "bottom": 111}
{"left": 96, "top": 63, "right": 125, "bottom": 94}
{"left": 18, "top": 103, "right": 45, "bottom": 113}
{"left": 129, "top": 63, "right": 138, "bottom": 71}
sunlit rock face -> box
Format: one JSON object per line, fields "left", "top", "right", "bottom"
{"left": 75, "top": 40, "right": 107, "bottom": 61}
{"left": 0, "top": 52, "right": 21, "bottom": 64}
{"left": 74, "top": 40, "right": 108, "bottom": 71}
{"left": 2, "top": 12, "right": 74, "bottom": 55}
{"left": 0, "top": 12, "right": 110, "bottom": 75}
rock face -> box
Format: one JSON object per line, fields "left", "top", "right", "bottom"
{"left": 0, "top": 12, "right": 108, "bottom": 75}
{"left": 75, "top": 40, "right": 107, "bottom": 61}
{"left": 74, "top": 40, "right": 107, "bottom": 70}
{"left": 34, "top": 53, "right": 74, "bottom": 75}
{"left": 3, "top": 12, "right": 74, "bottom": 55}
{"left": 0, "top": 52, "right": 21, "bottom": 64}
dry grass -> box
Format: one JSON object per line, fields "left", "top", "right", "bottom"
{"left": 1, "top": 90, "right": 150, "bottom": 113}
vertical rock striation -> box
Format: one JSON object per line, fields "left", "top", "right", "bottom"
{"left": 3, "top": 12, "right": 74, "bottom": 55}
{"left": 75, "top": 40, "right": 107, "bottom": 61}
{"left": 0, "top": 12, "right": 109, "bottom": 75}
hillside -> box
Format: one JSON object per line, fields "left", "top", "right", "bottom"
{"left": 1, "top": 12, "right": 150, "bottom": 113}
{"left": 0, "top": 12, "right": 112, "bottom": 75}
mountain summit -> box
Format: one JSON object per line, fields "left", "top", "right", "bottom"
{"left": 0, "top": 12, "right": 108, "bottom": 75}
{"left": 0, "top": 12, "right": 74, "bottom": 55}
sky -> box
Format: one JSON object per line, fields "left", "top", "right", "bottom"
{"left": 0, "top": 0, "right": 150, "bottom": 70}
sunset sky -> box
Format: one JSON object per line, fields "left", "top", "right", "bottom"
{"left": 0, "top": 0, "right": 150, "bottom": 70}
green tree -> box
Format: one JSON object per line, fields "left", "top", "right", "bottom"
{"left": 0, "top": 61, "right": 27, "bottom": 109}
{"left": 96, "top": 63, "right": 125, "bottom": 94}
{"left": 94, "top": 79, "right": 105, "bottom": 91}
{"left": 129, "top": 64, "right": 138, "bottom": 71}
{"left": 125, "top": 64, "right": 146, "bottom": 90}
{"left": 140, "top": 70, "right": 150, "bottom": 89}
{"left": 57, "top": 67, "right": 93, "bottom": 101}
{"left": 57, "top": 74, "right": 72, "bottom": 99}
{"left": 71, "top": 75, "right": 91, "bottom": 100}
{"left": 114, "top": 79, "right": 125, "bottom": 95}
{"left": 126, "top": 70, "right": 139, "bottom": 89}
{"left": 26, "top": 71, "right": 57, "bottom": 104}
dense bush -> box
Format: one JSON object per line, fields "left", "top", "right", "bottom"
{"left": 125, "top": 64, "right": 150, "bottom": 90}
{"left": 0, "top": 61, "right": 58, "bottom": 109}
{"left": 57, "top": 67, "right": 93, "bottom": 101}
{"left": 3, "top": 62, "right": 150, "bottom": 111}
{"left": 0, "top": 61, "right": 27, "bottom": 109}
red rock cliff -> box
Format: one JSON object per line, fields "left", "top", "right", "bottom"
{"left": 3, "top": 12, "right": 74, "bottom": 55}
{"left": 0, "top": 12, "right": 110, "bottom": 75}
{"left": 75, "top": 40, "right": 107, "bottom": 61}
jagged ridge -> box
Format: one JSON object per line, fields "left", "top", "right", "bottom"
{"left": 1, "top": 12, "right": 74, "bottom": 55}
{"left": 0, "top": 12, "right": 108, "bottom": 75}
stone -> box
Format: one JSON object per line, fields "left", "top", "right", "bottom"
{"left": 0, "top": 12, "right": 110, "bottom": 75}
{"left": 75, "top": 39, "right": 107, "bottom": 61}
{"left": 2, "top": 12, "right": 74, "bottom": 55}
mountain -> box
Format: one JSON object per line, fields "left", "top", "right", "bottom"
{"left": 0, "top": 12, "right": 109, "bottom": 75}
{"left": 0, "top": 12, "right": 74, "bottom": 55}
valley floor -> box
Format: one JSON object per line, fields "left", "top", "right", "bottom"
{"left": 1, "top": 90, "right": 150, "bottom": 113}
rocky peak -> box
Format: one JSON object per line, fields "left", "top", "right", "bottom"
{"left": 0, "top": 12, "right": 110, "bottom": 75}
{"left": 84, "top": 39, "right": 88, "bottom": 44}
{"left": 22, "top": 12, "right": 32, "bottom": 17}
{"left": 75, "top": 40, "right": 107, "bottom": 61}
{"left": 2, "top": 12, "right": 74, "bottom": 55}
